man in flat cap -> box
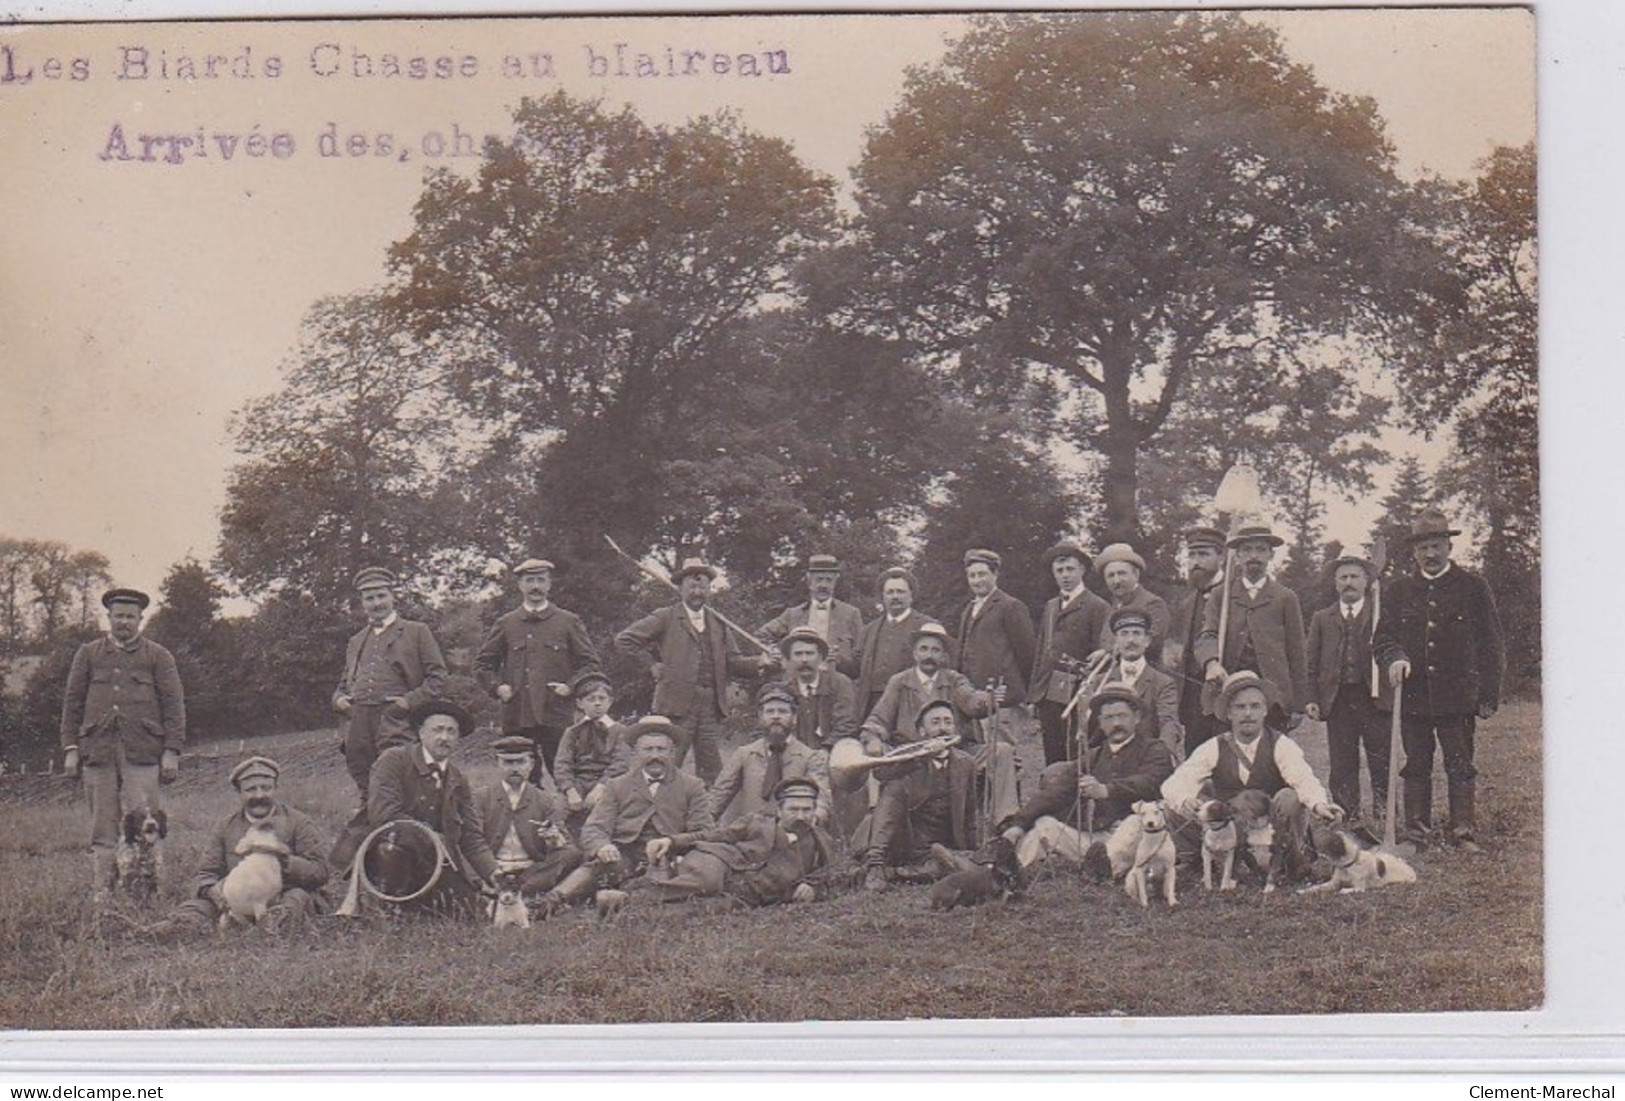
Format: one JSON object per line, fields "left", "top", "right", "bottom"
{"left": 60, "top": 587, "right": 187, "bottom": 895}
{"left": 1306, "top": 554, "right": 1391, "bottom": 830}
{"left": 615, "top": 558, "right": 780, "bottom": 785}
{"left": 1195, "top": 526, "right": 1309, "bottom": 731}
{"left": 1099, "top": 608, "right": 1183, "bottom": 759}
{"left": 362, "top": 699, "right": 500, "bottom": 915}
{"left": 1161, "top": 672, "right": 1339, "bottom": 885}
{"left": 475, "top": 557, "right": 601, "bottom": 780}
{"left": 1172, "top": 527, "right": 1228, "bottom": 754}
{"left": 1374, "top": 510, "right": 1506, "bottom": 851}
{"left": 551, "top": 670, "right": 630, "bottom": 837}
{"left": 1029, "top": 542, "right": 1111, "bottom": 767}
{"left": 854, "top": 567, "right": 933, "bottom": 717}
{"left": 638, "top": 777, "right": 836, "bottom": 907}
{"left": 1092, "top": 544, "right": 1173, "bottom": 665}
{"left": 142, "top": 756, "right": 330, "bottom": 939}
{"left": 330, "top": 567, "right": 448, "bottom": 868}
{"left": 710, "top": 682, "right": 831, "bottom": 825}
{"left": 473, "top": 735, "right": 584, "bottom": 905}
{"left": 956, "top": 549, "right": 1036, "bottom": 791}
{"left": 760, "top": 554, "right": 865, "bottom": 679}
{"left": 998, "top": 684, "right": 1174, "bottom": 877}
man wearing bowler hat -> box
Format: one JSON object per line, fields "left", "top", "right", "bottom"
{"left": 1373, "top": 510, "right": 1505, "bottom": 851}
{"left": 1172, "top": 526, "right": 1229, "bottom": 753}
{"left": 60, "top": 587, "right": 187, "bottom": 895}
{"left": 330, "top": 567, "right": 448, "bottom": 868}
{"left": 1092, "top": 543, "right": 1173, "bottom": 666}
{"left": 1306, "top": 554, "right": 1391, "bottom": 828}
{"left": 760, "top": 553, "right": 865, "bottom": 679}
{"left": 1029, "top": 542, "right": 1111, "bottom": 767}
{"left": 474, "top": 556, "right": 601, "bottom": 777}
{"left": 615, "top": 557, "right": 780, "bottom": 784}
{"left": 1195, "top": 525, "right": 1309, "bottom": 730}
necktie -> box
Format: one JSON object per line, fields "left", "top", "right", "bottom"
{"left": 761, "top": 746, "right": 785, "bottom": 800}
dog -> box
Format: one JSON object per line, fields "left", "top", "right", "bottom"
{"left": 927, "top": 836, "right": 1023, "bottom": 911}
{"left": 490, "top": 887, "right": 531, "bottom": 929}
{"left": 218, "top": 822, "right": 289, "bottom": 927}
{"left": 1123, "top": 801, "right": 1177, "bottom": 908}
{"left": 1299, "top": 831, "right": 1417, "bottom": 894}
{"left": 594, "top": 888, "right": 629, "bottom": 922}
{"left": 116, "top": 807, "right": 167, "bottom": 904}
{"left": 1222, "top": 789, "right": 1282, "bottom": 892}
{"left": 1196, "top": 799, "right": 1240, "bottom": 892}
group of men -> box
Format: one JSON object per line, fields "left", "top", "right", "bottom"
{"left": 57, "top": 507, "right": 1506, "bottom": 932}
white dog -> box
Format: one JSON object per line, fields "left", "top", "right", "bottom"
{"left": 1123, "top": 801, "right": 1178, "bottom": 908}
{"left": 218, "top": 822, "right": 289, "bottom": 927}
{"left": 1299, "top": 831, "right": 1417, "bottom": 894}
{"left": 490, "top": 887, "right": 531, "bottom": 929}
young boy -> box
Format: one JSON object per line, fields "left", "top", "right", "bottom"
{"left": 552, "top": 670, "right": 630, "bottom": 837}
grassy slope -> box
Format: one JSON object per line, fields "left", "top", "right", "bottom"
{"left": 0, "top": 701, "right": 1541, "bottom": 1027}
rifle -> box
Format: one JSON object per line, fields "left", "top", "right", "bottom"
{"left": 603, "top": 534, "right": 779, "bottom": 657}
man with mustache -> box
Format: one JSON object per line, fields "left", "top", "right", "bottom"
{"left": 1092, "top": 544, "right": 1173, "bottom": 666}
{"left": 854, "top": 567, "right": 933, "bottom": 717}
{"left": 1171, "top": 526, "right": 1228, "bottom": 754}
{"left": 1195, "top": 525, "right": 1309, "bottom": 731}
{"left": 1373, "top": 510, "right": 1506, "bottom": 851}
{"left": 709, "top": 682, "right": 831, "bottom": 824}
{"left": 1306, "top": 554, "right": 1391, "bottom": 829}
{"left": 141, "top": 756, "right": 330, "bottom": 939}
{"left": 759, "top": 553, "right": 865, "bottom": 679}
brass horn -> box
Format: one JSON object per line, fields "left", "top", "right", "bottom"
{"left": 828, "top": 733, "right": 961, "bottom": 788}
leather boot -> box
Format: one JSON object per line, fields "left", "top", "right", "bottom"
{"left": 1403, "top": 777, "right": 1433, "bottom": 837}
{"left": 1448, "top": 778, "right": 1480, "bottom": 849}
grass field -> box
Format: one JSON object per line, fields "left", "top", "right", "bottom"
{"left": 0, "top": 701, "right": 1541, "bottom": 1028}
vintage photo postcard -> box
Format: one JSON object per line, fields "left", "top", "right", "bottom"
{"left": 0, "top": 8, "right": 1539, "bottom": 1033}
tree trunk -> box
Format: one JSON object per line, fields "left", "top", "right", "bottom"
{"left": 1100, "top": 429, "right": 1142, "bottom": 546}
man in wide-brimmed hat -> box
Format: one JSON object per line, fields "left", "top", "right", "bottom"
{"left": 1029, "top": 541, "right": 1111, "bottom": 767}
{"left": 1092, "top": 543, "right": 1172, "bottom": 665}
{"left": 60, "top": 587, "right": 187, "bottom": 896}
{"left": 759, "top": 553, "right": 865, "bottom": 679}
{"left": 474, "top": 555, "right": 601, "bottom": 777}
{"left": 615, "top": 557, "right": 781, "bottom": 784}
{"left": 1373, "top": 510, "right": 1505, "bottom": 851}
{"left": 1194, "top": 525, "right": 1309, "bottom": 730}
{"left": 1306, "top": 554, "right": 1391, "bottom": 829}
{"left": 1172, "top": 526, "right": 1228, "bottom": 754}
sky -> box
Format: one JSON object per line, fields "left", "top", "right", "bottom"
{"left": 0, "top": 9, "right": 1536, "bottom": 600}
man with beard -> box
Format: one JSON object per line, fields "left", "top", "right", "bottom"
{"left": 709, "top": 682, "right": 831, "bottom": 824}
{"left": 1306, "top": 555, "right": 1391, "bottom": 829}
{"left": 997, "top": 686, "right": 1174, "bottom": 877}
{"left": 1374, "top": 510, "right": 1506, "bottom": 851}
{"left": 1171, "top": 526, "right": 1228, "bottom": 754}
{"left": 1195, "top": 525, "right": 1309, "bottom": 731}
{"left": 1093, "top": 544, "right": 1173, "bottom": 666}
{"left": 60, "top": 587, "right": 187, "bottom": 896}
{"left": 615, "top": 558, "right": 781, "bottom": 784}
{"left": 1029, "top": 542, "right": 1111, "bottom": 767}
{"left": 759, "top": 553, "right": 865, "bottom": 679}
{"left": 474, "top": 556, "right": 601, "bottom": 777}
{"left": 473, "top": 735, "right": 585, "bottom": 904}
{"left": 141, "top": 756, "right": 329, "bottom": 939}
{"left": 854, "top": 568, "right": 933, "bottom": 717}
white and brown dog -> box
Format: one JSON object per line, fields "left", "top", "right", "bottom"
{"left": 116, "top": 807, "right": 167, "bottom": 905}
{"left": 1123, "top": 801, "right": 1178, "bottom": 908}
{"left": 490, "top": 887, "right": 531, "bottom": 929}
{"left": 218, "top": 821, "right": 289, "bottom": 927}
{"left": 1196, "top": 799, "right": 1241, "bottom": 892}
{"left": 1300, "top": 831, "right": 1418, "bottom": 894}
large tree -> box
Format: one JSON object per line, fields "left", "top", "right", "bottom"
{"left": 814, "top": 12, "right": 1453, "bottom": 543}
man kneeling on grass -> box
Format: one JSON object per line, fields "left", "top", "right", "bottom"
{"left": 142, "top": 756, "right": 330, "bottom": 940}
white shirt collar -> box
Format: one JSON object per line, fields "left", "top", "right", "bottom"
{"left": 1421, "top": 562, "right": 1452, "bottom": 581}
{"left": 1119, "top": 659, "right": 1145, "bottom": 681}
{"left": 887, "top": 610, "right": 910, "bottom": 624}
{"left": 372, "top": 611, "right": 399, "bottom": 634}
{"left": 1341, "top": 598, "right": 1365, "bottom": 619}
{"left": 684, "top": 604, "right": 708, "bottom": 630}
{"left": 523, "top": 600, "right": 550, "bottom": 613}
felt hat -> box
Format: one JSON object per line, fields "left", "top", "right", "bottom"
{"left": 229, "top": 756, "right": 280, "bottom": 787}
{"left": 1330, "top": 554, "right": 1375, "bottom": 577}
{"left": 1226, "top": 525, "right": 1284, "bottom": 549}
{"left": 408, "top": 699, "right": 474, "bottom": 737}
{"left": 513, "top": 558, "right": 555, "bottom": 576}
{"left": 962, "top": 549, "right": 1002, "bottom": 571}
{"left": 1094, "top": 543, "right": 1147, "bottom": 575}
{"left": 779, "top": 625, "right": 829, "bottom": 659}
{"left": 1216, "top": 670, "right": 1280, "bottom": 713}
{"left": 910, "top": 621, "right": 952, "bottom": 647}
{"left": 352, "top": 567, "right": 396, "bottom": 591}
{"left": 625, "top": 715, "right": 679, "bottom": 743}
{"left": 1043, "top": 541, "right": 1091, "bottom": 568}
{"left": 673, "top": 558, "right": 717, "bottom": 583}
{"left": 1406, "top": 509, "right": 1462, "bottom": 546}
{"left": 915, "top": 698, "right": 959, "bottom": 730}
{"left": 1090, "top": 683, "right": 1146, "bottom": 714}
{"left": 100, "top": 587, "right": 150, "bottom": 611}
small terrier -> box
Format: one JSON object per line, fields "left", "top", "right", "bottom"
{"left": 1124, "top": 801, "right": 1178, "bottom": 908}
{"left": 218, "top": 822, "right": 289, "bottom": 927}
{"left": 116, "top": 807, "right": 167, "bottom": 905}
{"left": 928, "top": 837, "right": 1023, "bottom": 911}
{"left": 1299, "top": 831, "right": 1418, "bottom": 894}
{"left": 1197, "top": 799, "right": 1241, "bottom": 892}
{"left": 490, "top": 887, "right": 531, "bottom": 929}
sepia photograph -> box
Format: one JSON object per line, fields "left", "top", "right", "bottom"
{"left": 0, "top": 7, "right": 1539, "bottom": 1031}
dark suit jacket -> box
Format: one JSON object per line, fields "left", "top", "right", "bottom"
{"left": 760, "top": 599, "right": 865, "bottom": 679}
{"left": 1194, "top": 576, "right": 1309, "bottom": 713}
{"left": 675, "top": 808, "right": 836, "bottom": 876}
{"left": 1004, "top": 732, "right": 1175, "bottom": 832}
{"left": 334, "top": 619, "right": 447, "bottom": 712}
{"left": 1098, "top": 586, "right": 1174, "bottom": 667}
{"left": 367, "top": 745, "right": 499, "bottom": 884}
{"left": 1306, "top": 601, "right": 1390, "bottom": 712}
{"left": 855, "top": 609, "right": 934, "bottom": 710}
{"left": 1120, "top": 664, "right": 1184, "bottom": 754}
{"left": 474, "top": 781, "right": 569, "bottom": 863}
{"left": 1373, "top": 564, "right": 1505, "bottom": 717}
{"left": 1029, "top": 588, "right": 1111, "bottom": 705}
{"left": 579, "top": 768, "right": 714, "bottom": 851}
{"left": 784, "top": 669, "right": 859, "bottom": 750}
{"left": 474, "top": 604, "right": 600, "bottom": 730}
{"left": 956, "top": 588, "right": 1036, "bottom": 699}
{"left": 615, "top": 603, "right": 760, "bottom": 719}
{"left": 1172, "top": 578, "right": 1223, "bottom": 729}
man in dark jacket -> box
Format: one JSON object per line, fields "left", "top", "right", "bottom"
{"left": 1305, "top": 555, "right": 1390, "bottom": 828}
{"left": 1171, "top": 526, "right": 1227, "bottom": 754}
{"left": 1029, "top": 542, "right": 1111, "bottom": 767}
{"left": 60, "top": 587, "right": 187, "bottom": 895}
{"left": 474, "top": 735, "right": 584, "bottom": 901}
{"left": 854, "top": 567, "right": 933, "bottom": 717}
{"left": 861, "top": 699, "right": 983, "bottom": 890}
{"left": 759, "top": 553, "right": 865, "bottom": 679}
{"left": 998, "top": 685, "right": 1174, "bottom": 877}
{"left": 474, "top": 556, "right": 601, "bottom": 777}
{"left": 1195, "top": 525, "right": 1310, "bottom": 730}
{"left": 1373, "top": 510, "right": 1506, "bottom": 850}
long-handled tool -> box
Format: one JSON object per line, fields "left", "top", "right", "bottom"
{"left": 1382, "top": 675, "right": 1406, "bottom": 852}
{"left": 603, "top": 534, "right": 779, "bottom": 657}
